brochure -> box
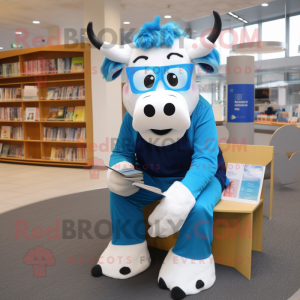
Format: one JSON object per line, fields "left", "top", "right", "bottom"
{"left": 222, "top": 163, "right": 265, "bottom": 205}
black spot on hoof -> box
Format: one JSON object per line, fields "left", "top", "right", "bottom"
{"left": 171, "top": 287, "right": 186, "bottom": 300}
{"left": 120, "top": 267, "right": 131, "bottom": 275}
{"left": 196, "top": 280, "right": 205, "bottom": 289}
{"left": 158, "top": 277, "right": 168, "bottom": 290}
{"left": 91, "top": 265, "right": 102, "bottom": 277}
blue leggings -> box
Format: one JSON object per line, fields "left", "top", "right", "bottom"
{"left": 110, "top": 172, "right": 222, "bottom": 260}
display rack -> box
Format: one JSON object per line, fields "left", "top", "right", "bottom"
{"left": 0, "top": 43, "right": 93, "bottom": 167}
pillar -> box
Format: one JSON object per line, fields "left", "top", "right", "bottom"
{"left": 226, "top": 56, "right": 255, "bottom": 145}
{"left": 84, "top": 0, "right": 122, "bottom": 164}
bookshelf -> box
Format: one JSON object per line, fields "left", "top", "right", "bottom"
{"left": 0, "top": 43, "right": 93, "bottom": 167}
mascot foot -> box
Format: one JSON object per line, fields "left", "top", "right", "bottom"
{"left": 158, "top": 248, "right": 216, "bottom": 300}
{"left": 91, "top": 241, "right": 151, "bottom": 279}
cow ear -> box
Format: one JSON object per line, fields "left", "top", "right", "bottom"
{"left": 101, "top": 57, "right": 126, "bottom": 82}
{"left": 192, "top": 48, "right": 220, "bottom": 74}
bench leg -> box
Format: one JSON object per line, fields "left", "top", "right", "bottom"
{"left": 234, "top": 213, "right": 253, "bottom": 280}
{"left": 252, "top": 202, "right": 263, "bottom": 252}
{"left": 212, "top": 212, "right": 253, "bottom": 280}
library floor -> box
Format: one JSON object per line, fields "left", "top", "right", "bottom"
{"left": 0, "top": 163, "right": 107, "bottom": 214}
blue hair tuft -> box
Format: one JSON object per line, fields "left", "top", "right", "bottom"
{"left": 133, "top": 16, "right": 188, "bottom": 50}
{"left": 101, "top": 57, "right": 125, "bottom": 82}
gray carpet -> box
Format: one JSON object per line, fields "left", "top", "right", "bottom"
{"left": 1, "top": 173, "right": 300, "bottom": 300}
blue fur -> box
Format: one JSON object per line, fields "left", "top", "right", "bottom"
{"left": 192, "top": 48, "right": 220, "bottom": 74}
{"left": 100, "top": 17, "right": 221, "bottom": 81}
{"left": 133, "top": 16, "right": 188, "bottom": 50}
{"left": 101, "top": 57, "right": 125, "bottom": 82}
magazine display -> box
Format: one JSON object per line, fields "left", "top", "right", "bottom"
{"left": 23, "top": 57, "right": 84, "bottom": 75}
{"left": 50, "top": 147, "right": 87, "bottom": 161}
{"left": 222, "top": 163, "right": 265, "bottom": 205}
{"left": 0, "top": 126, "right": 23, "bottom": 139}
{"left": 43, "top": 127, "right": 86, "bottom": 141}
{"left": 0, "top": 88, "right": 21, "bottom": 100}
{"left": 0, "top": 144, "right": 24, "bottom": 158}
{"left": 0, "top": 62, "right": 20, "bottom": 77}
{"left": 45, "top": 86, "right": 84, "bottom": 100}
{"left": 47, "top": 106, "right": 85, "bottom": 121}
{"left": 0, "top": 107, "right": 22, "bottom": 121}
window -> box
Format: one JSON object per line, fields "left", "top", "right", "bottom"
{"left": 216, "top": 27, "right": 243, "bottom": 65}
{"left": 262, "top": 18, "right": 286, "bottom": 60}
{"left": 245, "top": 24, "right": 259, "bottom": 61}
{"left": 289, "top": 15, "right": 300, "bottom": 57}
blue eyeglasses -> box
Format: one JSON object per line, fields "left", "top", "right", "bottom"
{"left": 126, "top": 64, "right": 194, "bottom": 94}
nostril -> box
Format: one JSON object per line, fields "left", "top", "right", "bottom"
{"left": 164, "top": 103, "right": 175, "bottom": 116}
{"left": 144, "top": 104, "right": 155, "bottom": 117}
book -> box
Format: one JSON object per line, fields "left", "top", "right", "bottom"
{"left": 23, "top": 85, "right": 38, "bottom": 100}
{"left": 72, "top": 86, "right": 79, "bottom": 99}
{"left": 64, "top": 58, "right": 72, "bottom": 73}
{"left": 25, "top": 107, "right": 37, "bottom": 121}
{"left": 65, "top": 107, "right": 74, "bottom": 121}
{"left": 8, "top": 144, "right": 18, "bottom": 157}
{"left": 46, "top": 87, "right": 56, "bottom": 99}
{"left": 78, "top": 86, "right": 85, "bottom": 98}
{"left": 222, "top": 163, "right": 265, "bottom": 205}
{"left": 47, "top": 59, "right": 57, "bottom": 74}
{"left": 71, "top": 57, "right": 84, "bottom": 73}
{"left": 132, "top": 182, "right": 163, "bottom": 195}
{"left": 73, "top": 106, "right": 85, "bottom": 121}
{"left": 0, "top": 143, "right": 3, "bottom": 154}
{"left": 66, "top": 86, "right": 73, "bottom": 99}
{"left": 47, "top": 107, "right": 65, "bottom": 120}
{"left": 106, "top": 165, "right": 143, "bottom": 179}
{"left": 1, "top": 126, "right": 11, "bottom": 138}
{"left": 57, "top": 58, "right": 65, "bottom": 74}
{"left": 1, "top": 144, "right": 10, "bottom": 156}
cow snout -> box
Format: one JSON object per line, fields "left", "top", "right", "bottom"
{"left": 132, "top": 91, "right": 190, "bottom": 133}
{"left": 144, "top": 103, "right": 175, "bottom": 117}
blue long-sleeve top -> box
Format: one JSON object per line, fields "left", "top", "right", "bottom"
{"left": 109, "top": 95, "right": 226, "bottom": 199}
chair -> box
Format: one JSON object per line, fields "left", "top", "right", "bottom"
{"left": 143, "top": 144, "right": 274, "bottom": 280}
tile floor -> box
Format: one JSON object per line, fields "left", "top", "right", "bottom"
{"left": 0, "top": 163, "right": 108, "bottom": 214}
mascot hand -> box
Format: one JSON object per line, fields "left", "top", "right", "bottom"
{"left": 107, "top": 161, "right": 140, "bottom": 197}
{"left": 148, "top": 181, "right": 195, "bottom": 238}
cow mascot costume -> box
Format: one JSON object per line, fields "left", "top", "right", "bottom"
{"left": 88, "top": 11, "right": 228, "bottom": 300}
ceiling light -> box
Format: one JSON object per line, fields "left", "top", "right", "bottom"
{"left": 261, "top": 3, "right": 268, "bottom": 6}
{"left": 164, "top": 15, "right": 171, "bottom": 19}
{"left": 123, "top": 21, "right": 130, "bottom": 24}
{"left": 228, "top": 12, "right": 238, "bottom": 18}
{"left": 0, "top": 47, "right": 3, "bottom": 49}
{"left": 193, "top": 30, "right": 197, "bottom": 32}
{"left": 33, "top": 21, "right": 40, "bottom": 24}
{"left": 15, "top": 32, "right": 22, "bottom": 35}
{"left": 228, "top": 12, "right": 248, "bottom": 23}
{"left": 82, "top": 35, "right": 84, "bottom": 36}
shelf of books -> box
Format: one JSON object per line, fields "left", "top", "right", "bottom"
{"left": 0, "top": 43, "right": 93, "bottom": 167}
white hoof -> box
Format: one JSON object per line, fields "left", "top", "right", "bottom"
{"left": 158, "top": 248, "right": 216, "bottom": 298}
{"left": 93, "top": 241, "right": 151, "bottom": 279}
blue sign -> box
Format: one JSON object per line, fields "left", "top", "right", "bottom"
{"left": 227, "top": 84, "right": 254, "bottom": 123}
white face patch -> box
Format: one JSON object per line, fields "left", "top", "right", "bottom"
{"left": 123, "top": 38, "right": 200, "bottom": 147}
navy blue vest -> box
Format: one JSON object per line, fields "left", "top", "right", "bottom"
{"left": 135, "top": 132, "right": 227, "bottom": 191}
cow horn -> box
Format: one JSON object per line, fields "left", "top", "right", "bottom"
{"left": 87, "top": 22, "right": 103, "bottom": 50}
{"left": 207, "top": 11, "right": 222, "bottom": 44}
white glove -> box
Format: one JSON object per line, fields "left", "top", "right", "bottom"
{"left": 148, "top": 181, "right": 195, "bottom": 238}
{"left": 107, "top": 161, "right": 140, "bottom": 197}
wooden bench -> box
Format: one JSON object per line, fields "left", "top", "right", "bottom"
{"left": 143, "top": 144, "right": 274, "bottom": 280}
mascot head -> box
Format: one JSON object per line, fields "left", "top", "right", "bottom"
{"left": 87, "top": 12, "right": 221, "bottom": 146}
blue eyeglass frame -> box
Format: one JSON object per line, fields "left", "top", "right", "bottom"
{"left": 126, "top": 63, "right": 194, "bottom": 94}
